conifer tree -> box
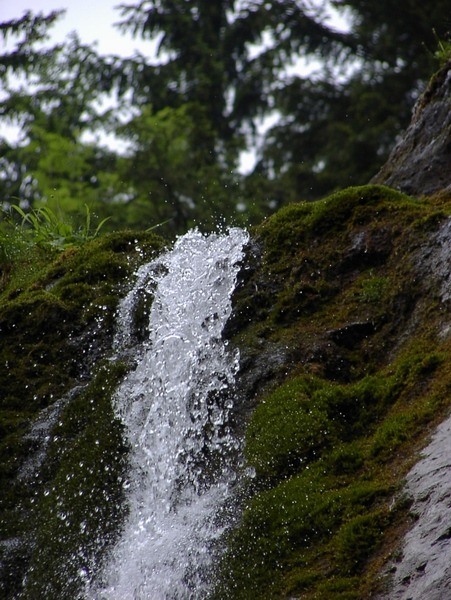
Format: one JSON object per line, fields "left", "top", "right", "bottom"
{"left": 1, "top": 2, "right": 451, "bottom": 232}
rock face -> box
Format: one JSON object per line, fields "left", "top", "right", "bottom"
{"left": 371, "top": 59, "right": 451, "bottom": 196}
{"left": 377, "top": 415, "right": 451, "bottom": 600}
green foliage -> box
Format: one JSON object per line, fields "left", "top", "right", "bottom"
{"left": 10, "top": 203, "right": 110, "bottom": 250}
{"left": 0, "top": 202, "right": 112, "bottom": 292}
{"left": 0, "top": 11, "right": 64, "bottom": 77}
{"left": 262, "top": 0, "right": 451, "bottom": 199}
{"left": 432, "top": 30, "right": 451, "bottom": 65}
{"left": 3, "top": 1, "right": 451, "bottom": 231}
{"left": 115, "top": 104, "right": 242, "bottom": 231}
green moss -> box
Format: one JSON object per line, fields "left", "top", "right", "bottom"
{"left": 0, "top": 229, "right": 166, "bottom": 598}
{"left": 314, "top": 577, "right": 362, "bottom": 599}
{"left": 305, "top": 185, "right": 417, "bottom": 234}
{"left": 216, "top": 466, "right": 391, "bottom": 599}
{"left": 0, "top": 238, "right": 55, "bottom": 295}
{"left": 222, "top": 344, "right": 449, "bottom": 597}
{"left": 245, "top": 376, "right": 331, "bottom": 478}
{"left": 0, "top": 229, "right": 164, "bottom": 410}
{"left": 22, "top": 361, "right": 129, "bottom": 599}
{"left": 323, "top": 441, "right": 365, "bottom": 476}
{"left": 357, "top": 273, "right": 391, "bottom": 304}
{"left": 369, "top": 414, "right": 415, "bottom": 460}
{"left": 257, "top": 185, "right": 418, "bottom": 264}
{"left": 334, "top": 509, "right": 390, "bottom": 574}
{"left": 245, "top": 369, "right": 403, "bottom": 480}
{"left": 218, "top": 185, "right": 451, "bottom": 598}
{"left": 272, "top": 279, "right": 338, "bottom": 323}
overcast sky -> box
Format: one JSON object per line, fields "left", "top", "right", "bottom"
{"left": 0, "top": 0, "right": 151, "bottom": 57}
{"left": 1, "top": 0, "right": 349, "bottom": 57}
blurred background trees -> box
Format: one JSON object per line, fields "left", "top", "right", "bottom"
{"left": 1, "top": 1, "right": 450, "bottom": 235}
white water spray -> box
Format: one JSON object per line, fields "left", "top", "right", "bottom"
{"left": 91, "top": 228, "right": 248, "bottom": 599}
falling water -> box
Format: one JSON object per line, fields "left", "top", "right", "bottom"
{"left": 89, "top": 227, "right": 249, "bottom": 599}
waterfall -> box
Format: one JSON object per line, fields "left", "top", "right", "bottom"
{"left": 89, "top": 227, "right": 249, "bottom": 600}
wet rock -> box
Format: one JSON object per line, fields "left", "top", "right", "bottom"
{"left": 378, "top": 415, "right": 451, "bottom": 599}
{"left": 338, "top": 227, "right": 394, "bottom": 273}
{"left": 372, "top": 60, "right": 451, "bottom": 196}
{"left": 424, "top": 217, "right": 451, "bottom": 304}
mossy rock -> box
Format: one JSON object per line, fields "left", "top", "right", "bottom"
{"left": 2, "top": 184, "right": 451, "bottom": 599}
{"left": 0, "top": 230, "right": 165, "bottom": 599}
{"left": 217, "top": 185, "right": 451, "bottom": 599}
{"left": 21, "top": 361, "right": 130, "bottom": 599}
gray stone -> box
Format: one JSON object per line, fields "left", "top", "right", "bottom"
{"left": 372, "top": 60, "right": 451, "bottom": 197}
{"left": 380, "top": 415, "right": 451, "bottom": 599}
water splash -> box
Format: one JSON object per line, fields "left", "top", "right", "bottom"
{"left": 90, "top": 228, "right": 248, "bottom": 599}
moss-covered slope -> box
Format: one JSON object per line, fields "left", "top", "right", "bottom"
{"left": 0, "top": 231, "right": 165, "bottom": 598}
{"left": 217, "top": 184, "right": 451, "bottom": 599}
{"left": 1, "top": 184, "right": 451, "bottom": 599}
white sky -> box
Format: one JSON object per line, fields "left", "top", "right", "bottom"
{"left": 0, "top": 0, "right": 152, "bottom": 57}
{"left": 0, "top": 0, "right": 350, "bottom": 59}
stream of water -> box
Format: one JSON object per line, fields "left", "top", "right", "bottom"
{"left": 89, "top": 227, "right": 249, "bottom": 599}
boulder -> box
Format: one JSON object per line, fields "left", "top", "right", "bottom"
{"left": 372, "top": 59, "right": 451, "bottom": 196}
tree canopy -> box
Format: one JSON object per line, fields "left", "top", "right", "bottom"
{"left": 1, "top": 1, "right": 450, "bottom": 234}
